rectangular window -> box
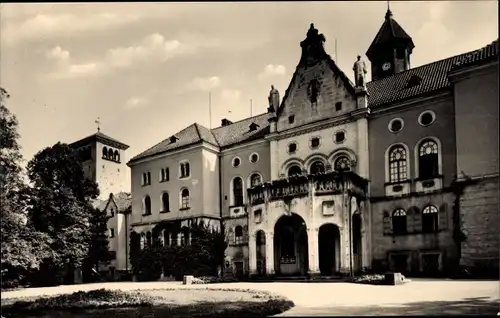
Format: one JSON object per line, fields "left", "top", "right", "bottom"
{"left": 109, "top": 228, "right": 115, "bottom": 238}
{"left": 254, "top": 209, "right": 262, "bottom": 224}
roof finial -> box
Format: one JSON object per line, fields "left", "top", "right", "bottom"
{"left": 385, "top": 1, "right": 393, "bottom": 19}
{"left": 95, "top": 117, "right": 101, "bottom": 132}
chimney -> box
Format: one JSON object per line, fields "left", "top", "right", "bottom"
{"left": 221, "top": 118, "right": 233, "bottom": 127}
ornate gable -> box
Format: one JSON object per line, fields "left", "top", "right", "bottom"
{"left": 275, "top": 24, "right": 357, "bottom": 132}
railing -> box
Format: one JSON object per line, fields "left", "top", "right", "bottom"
{"left": 247, "top": 171, "right": 368, "bottom": 206}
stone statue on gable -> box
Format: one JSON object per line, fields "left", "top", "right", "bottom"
{"left": 268, "top": 85, "right": 280, "bottom": 112}
{"left": 353, "top": 55, "right": 368, "bottom": 88}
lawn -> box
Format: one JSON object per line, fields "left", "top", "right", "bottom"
{"left": 1, "top": 287, "right": 295, "bottom": 318}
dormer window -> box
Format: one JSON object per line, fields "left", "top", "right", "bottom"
{"left": 288, "top": 115, "right": 295, "bottom": 124}
{"left": 170, "top": 136, "right": 178, "bottom": 143}
{"left": 405, "top": 75, "right": 422, "bottom": 89}
{"left": 335, "top": 102, "right": 342, "bottom": 111}
{"left": 249, "top": 122, "right": 259, "bottom": 132}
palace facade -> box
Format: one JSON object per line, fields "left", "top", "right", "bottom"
{"left": 82, "top": 9, "right": 498, "bottom": 279}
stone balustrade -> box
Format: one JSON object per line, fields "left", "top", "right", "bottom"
{"left": 247, "top": 171, "right": 369, "bottom": 206}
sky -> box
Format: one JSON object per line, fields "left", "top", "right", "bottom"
{"left": 1, "top": 1, "right": 498, "bottom": 184}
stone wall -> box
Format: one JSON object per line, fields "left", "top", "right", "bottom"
{"left": 460, "top": 176, "right": 499, "bottom": 276}
{"left": 370, "top": 191, "right": 458, "bottom": 275}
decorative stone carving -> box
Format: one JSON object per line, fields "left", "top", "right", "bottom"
{"left": 353, "top": 55, "right": 368, "bottom": 88}
{"left": 300, "top": 23, "right": 327, "bottom": 66}
{"left": 268, "top": 85, "right": 280, "bottom": 112}
{"left": 307, "top": 78, "right": 321, "bottom": 105}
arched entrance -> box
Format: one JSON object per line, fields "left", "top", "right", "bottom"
{"left": 318, "top": 223, "right": 341, "bottom": 276}
{"left": 274, "top": 213, "right": 308, "bottom": 276}
{"left": 256, "top": 230, "right": 266, "bottom": 276}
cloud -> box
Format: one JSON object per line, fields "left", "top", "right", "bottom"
{"left": 124, "top": 96, "right": 149, "bottom": 110}
{"left": 46, "top": 33, "right": 208, "bottom": 80}
{"left": 47, "top": 62, "right": 105, "bottom": 80}
{"left": 187, "top": 76, "right": 221, "bottom": 92}
{"left": 106, "top": 33, "right": 186, "bottom": 68}
{"left": 258, "top": 64, "right": 286, "bottom": 79}
{"left": 220, "top": 89, "right": 241, "bottom": 102}
{"left": 2, "top": 12, "right": 140, "bottom": 45}
{"left": 45, "top": 46, "right": 70, "bottom": 61}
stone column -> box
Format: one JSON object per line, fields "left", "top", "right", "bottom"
{"left": 269, "top": 138, "right": 279, "bottom": 180}
{"left": 265, "top": 231, "right": 275, "bottom": 276}
{"left": 356, "top": 117, "right": 370, "bottom": 180}
{"left": 307, "top": 227, "right": 320, "bottom": 277}
{"left": 360, "top": 209, "right": 369, "bottom": 269}
{"left": 248, "top": 233, "right": 258, "bottom": 277}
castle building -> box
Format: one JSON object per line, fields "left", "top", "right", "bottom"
{"left": 70, "top": 130, "right": 131, "bottom": 279}
{"left": 127, "top": 10, "right": 499, "bottom": 279}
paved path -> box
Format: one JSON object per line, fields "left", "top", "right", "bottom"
{"left": 2, "top": 279, "right": 499, "bottom": 316}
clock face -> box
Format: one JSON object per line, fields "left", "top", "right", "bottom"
{"left": 382, "top": 62, "right": 392, "bottom": 71}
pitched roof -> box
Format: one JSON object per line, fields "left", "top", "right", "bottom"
{"left": 112, "top": 192, "right": 132, "bottom": 212}
{"left": 452, "top": 39, "right": 499, "bottom": 71}
{"left": 366, "top": 9, "right": 415, "bottom": 59}
{"left": 70, "top": 131, "right": 129, "bottom": 150}
{"left": 366, "top": 39, "right": 498, "bottom": 108}
{"left": 212, "top": 113, "right": 271, "bottom": 148}
{"left": 130, "top": 123, "right": 219, "bottom": 162}
{"left": 128, "top": 33, "right": 498, "bottom": 163}
{"left": 91, "top": 198, "right": 106, "bottom": 211}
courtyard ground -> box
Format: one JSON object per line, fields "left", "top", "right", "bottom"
{"left": 2, "top": 278, "right": 499, "bottom": 316}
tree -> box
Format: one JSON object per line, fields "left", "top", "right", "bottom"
{"left": 26, "top": 142, "right": 100, "bottom": 285}
{"left": 83, "top": 207, "right": 113, "bottom": 281}
{"left": 0, "top": 87, "right": 51, "bottom": 288}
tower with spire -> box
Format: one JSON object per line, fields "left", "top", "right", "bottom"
{"left": 366, "top": 5, "right": 415, "bottom": 81}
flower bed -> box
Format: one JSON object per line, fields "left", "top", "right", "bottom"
{"left": 1, "top": 287, "right": 294, "bottom": 318}
{"left": 352, "top": 274, "right": 387, "bottom": 285}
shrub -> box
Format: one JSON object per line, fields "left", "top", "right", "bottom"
{"left": 190, "top": 276, "right": 239, "bottom": 284}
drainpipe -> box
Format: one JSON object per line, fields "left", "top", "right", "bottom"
{"left": 218, "top": 154, "right": 224, "bottom": 278}
{"left": 125, "top": 208, "right": 129, "bottom": 277}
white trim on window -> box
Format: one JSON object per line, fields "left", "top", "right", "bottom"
{"left": 229, "top": 175, "right": 245, "bottom": 206}
{"left": 384, "top": 142, "right": 411, "bottom": 183}
{"left": 414, "top": 136, "right": 443, "bottom": 178}
{"left": 247, "top": 172, "right": 263, "bottom": 188}
{"left": 388, "top": 117, "right": 405, "bottom": 133}
{"left": 418, "top": 110, "right": 436, "bottom": 127}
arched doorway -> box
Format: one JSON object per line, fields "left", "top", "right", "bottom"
{"left": 256, "top": 230, "right": 266, "bottom": 276}
{"left": 318, "top": 224, "right": 341, "bottom": 276}
{"left": 274, "top": 213, "right": 308, "bottom": 276}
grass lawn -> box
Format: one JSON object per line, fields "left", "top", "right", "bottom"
{"left": 1, "top": 288, "right": 295, "bottom": 317}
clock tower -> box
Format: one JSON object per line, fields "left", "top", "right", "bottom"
{"left": 366, "top": 8, "right": 414, "bottom": 81}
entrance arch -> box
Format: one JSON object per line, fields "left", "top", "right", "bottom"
{"left": 318, "top": 223, "right": 341, "bottom": 276}
{"left": 274, "top": 213, "right": 308, "bottom": 276}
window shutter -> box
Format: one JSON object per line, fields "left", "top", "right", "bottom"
{"left": 383, "top": 210, "right": 392, "bottom": 234}
{"left": 439, "top": 203, "right": 448, "bottom": 230}
{"left": 413, "top": 207, "right": 422, "bottom": 232}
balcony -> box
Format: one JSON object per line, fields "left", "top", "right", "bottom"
{"left": 247, "top": 171, "right": 369, "bottom": 206}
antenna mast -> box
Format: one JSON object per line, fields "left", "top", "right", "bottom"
{"left": 250, "top": 99, "right": 253, "bottom": 117}
{"left": 335, "top": 38, "right": 338, "bottom": 63}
